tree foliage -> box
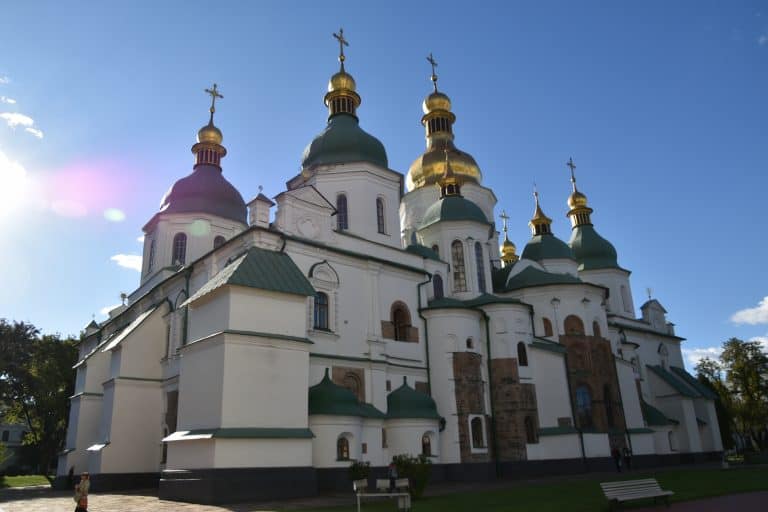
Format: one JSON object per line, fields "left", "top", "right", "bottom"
{"left": 0, "top": 319, "right": 78, "bottom": 476}
{"left": 696, "top": 337, "right": 768, "bottom": 452}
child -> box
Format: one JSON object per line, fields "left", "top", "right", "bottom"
{"left": 74, "top": 472, "right": 90, "bottom": 512}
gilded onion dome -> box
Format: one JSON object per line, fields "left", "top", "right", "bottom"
{"left": 406, "top": 54, "right": 482, "bottom": 191}
{"left": 499, "top": 210, "right": 518, "bottom": 266}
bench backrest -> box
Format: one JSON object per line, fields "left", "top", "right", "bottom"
{"left": 600, "top": 478, "right": 664, "bottom": 498}
{"left": 353, "top": 479, "right": 367, "bottom": 492}
{"left": 375, "top": 478, "right": 410, "bottom": 491}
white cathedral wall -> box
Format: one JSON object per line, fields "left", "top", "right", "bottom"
{"left": 362, "top": 419, "right": 386, "bottom": 466}
{"left": 424, "top": 308, "right": 483, "bottom": 464}
{"left": 577, "top": 269, "right": 634, "bottom": 318}
{"left": 310, "top": 163, "right": 402, "bottom": 249}
{"left": 187, "top": 289, "right": 230, "bottom": 343}
{"left": 214, "top": 439, "right": 313, "bottom": 468}
{"left": 655, "top": 396, "right": 702, "bottom": 453}
{"left": 385, "top": 418, "right": 439, "bottom": 460}
{"left": 512, "top": 286, "right": 606, "bottom": 338}
{"left": 219, "top": 333, "right": 310, "bottom": 429}
{"left": 58, "top": 394, "right": 103, "bottom": 476}
{"left": 582, "top": 433, "right": 611, "bottom": 457}
{"left": 526, "top": 434, "right": 582, "bottom": 460}
{"left": 629, "top": 433, "right": 656, "bottom": 455}
{"left": 177, "top": 336, "right": 225, "bottom": 430}
{"left": 166, "top": 439, "right": 214, "bottom": 469}
{"left": 309, "top": 415, "right": 362, "bottom": 468}
{"left": 616, "top": 360, "right": 644, "bottom": 429}
{"left": 228, "top": 287, "right": 308, "bottom": 339}
{"left": 529, "top": 348, "right": 572, "bottom": 429}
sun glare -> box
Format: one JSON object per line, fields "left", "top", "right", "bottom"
{"left": 0, "top": 150, "right": 31, "bottom": 219}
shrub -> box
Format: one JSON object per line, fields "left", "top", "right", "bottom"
{"left": 348, "top": 460, "right": 371, "bottom": 481}
{"left": 392, "top": 453, "right": 432, "bottom": 499}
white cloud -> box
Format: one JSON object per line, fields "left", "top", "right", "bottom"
{"left": 760, "top": 34, "right": 768, "bottom": 46}
{"left": 1, "top": 112, "right": 34, "bottom": 128}
{"left": 110, "top": 254, "right": 142, "bottom": 272}
{"left": 0, "top": 96, "right": 15, "bottom": 104}
{"left": 0, "top": 149, "right": 31, "bottom": 218}
{"left": 750, "top": 335, "right": 768, "bottom": 350}
{"left": 681, "top": 346, "right": 722, "bottom": 368}
{"left": 99, "top": 303, "right": 122, "bottom": 316}
{"left": 731, "top": 296, "right": 768, "bottom": 325}
{"left": 24, "top": 127, "right": 43, "bottom": 139}
{"left": 0, "top": 76, "right": 8, "bottom": 84}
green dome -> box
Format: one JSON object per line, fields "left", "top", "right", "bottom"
{"left": 308, "top": 369, "right": 384, "bottom": 418}
{"left": 521, "top": 234, "right": 575, "bottom": 262}
{"left": 568, "top": 225, "right": 619, "bottom": 271}
{"left": 419, "top": 195, "right": 489, "bottom": 230}
{"left": 301, "top": 114, "right": 388, "bottom": 170}
{"left": 386, "top": 377, "right": 441, "bottom": 420}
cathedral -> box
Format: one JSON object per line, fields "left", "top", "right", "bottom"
{"left": 56, "top": 33, "right": 723, "bottom": 504}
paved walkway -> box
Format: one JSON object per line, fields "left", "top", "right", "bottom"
{"left": 634, "top": 490, "right": 768, "bottom": 511}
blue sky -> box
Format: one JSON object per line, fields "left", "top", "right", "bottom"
{"left": 1, "top": 1, "right": 766, "bottom": 369}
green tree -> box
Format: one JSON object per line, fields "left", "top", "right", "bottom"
{"left": 695, "top": 357, "right": 735, "bottom": 449}
{"left": 696, "top": 338, "right": 768, "bottom": 452}
{"left": 0, "top": 319, "right": 78, "bottom": 477}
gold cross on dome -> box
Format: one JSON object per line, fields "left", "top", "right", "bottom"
{"left": 204, "top": 83, "right": 223, "bottom": 114}
{"left": 333, "top": 28, "right": 349, "bottom": 64}
{"left": 499, "top": 210, "right": 510, "bottom": 234}
{"left": 567, "top": 157, "right": 576, "bottom": 179}
{"left": 427, "top": 53, "right": 438, "bottom": 91}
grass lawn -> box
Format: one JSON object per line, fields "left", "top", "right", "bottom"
{"left": 301, "top": 467, "right": 768, "bottom": 512}
{"left": 0, "top": 474, "right": 51, "bottom": 488}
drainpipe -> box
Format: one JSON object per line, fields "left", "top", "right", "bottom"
{"left": 416, "top": 273, "right": 433, "bottom": 395}
{"left": 479, "top": 309, "right": 501, "bottom": 479}
{"left": 182, "top": 268, "right": 192, "bottom": 346}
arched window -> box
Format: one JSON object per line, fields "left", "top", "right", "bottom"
{"left": 604, "top": 384, "right": 614, "bottom": 427}
{"left": 451, "top": 241, "right": 467, "bottom": 292}
{"left": 433, "top": 274, "right": 444, "bottom": 299}
{"left": 342, "top": 372, "right": 362, "bottom": 401}
{"left": 376, "top": 197, "right": 386, "bottom": 234}
{"left": 431, "top": 244, "right": 439, "bottom": 256}
{"left": 213, "top": 235, "right": 226, "bottom": 249}
{"left": 524, "top": 416, "right": 537, "bottom": 444}
{"left": 575, "top": 385, "right": 593, "bottom": 428}
{"left": 517, "top": 342, "right": 528, "bottom": 367}
{"left": 470, "top": 417, "right": 485, "bottom": 448}
{"left": 658, "top": 343, "right": 669, "bottom": 369}
{"left": 466, "top": 338, "right": 474, "bottom": 349}
{"left": 172, "top": 233, "right": 187, "bottom": 265}
{"left": 392, "top": 303, "right": 411, "bottom": 341}
{"left": 422, "top": 433, "right": 432, "bottom": 456}
{"left": 314, "top": 292, "right": 329, "bottom": 330}
{"left": 474, "top": 242, "right": 487, "bottom": 293}
{"left": 336, "top": 194, "right": 348, "bottom": 230}
{"left": 621, "top": 285, "right": 631, "bottom": 313}
{"left": 337, "top": 436, "right": 350, "bottom": 460}
{"left": 147, "top": 238, "right": 156, "bottom": 273}
{"left": 542, "top": 317, "right": 554, "bottom": 337}
{"left": 564, "top": 315, "right": 585, "bottom": 336}
{"left": 592, "top": 321, "right": 601, "bottom": 338}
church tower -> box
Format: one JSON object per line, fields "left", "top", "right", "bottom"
{"left": 565, "top": 158, "right": 634, "bottom": 316}
{"left": 139, "top": 85, "right": 247, "bottom": 286}
{"left": 400, "top": 55, "right": 497, "bottom": 259}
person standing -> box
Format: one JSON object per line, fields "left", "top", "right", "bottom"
{"left": 611, "top": 447, "right": 622, "bottom": 472}
{"left": 387, "top": 460, "right": 398, "bottom": 491}
{"left": 74, "top": 472, "right": 90, "bottom": 512}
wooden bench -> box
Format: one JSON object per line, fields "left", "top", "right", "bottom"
{"left": 353, "top": 478, "right": 411, "bottom": 512}
{"left": 600, "top": 478, "right": 674, "bottom": 510}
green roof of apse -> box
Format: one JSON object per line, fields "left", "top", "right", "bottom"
{"left": 640, "top": 399, "right": 677, "bottom": 426}
{"left": 646, "top": 365, "right": 701, "bottom": 398}
{"left": 503, "top": 266, "right": 582, "bottom": 291}
{"left": 419, "top": 195, "right": 490, "bottom": 229}
{"left": 670, "top": 366, "right": 719, "bottom": 400}
{"left": 185, "top": 247, "right": 315, "bottom": 305}
{"left": 387, "top": 377, "right": 441, "bottom": 419}
{"left": 308, "top": 369, "right": 385, "bottom": 419}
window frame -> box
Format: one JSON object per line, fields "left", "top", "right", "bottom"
{"left": 451, "top": 240, "right": 467, "bottom": 292}
{"left": 314, "top": 292, "right": 330, "bottom": 331}
{"left": 213, "top": 235, "right": 226, "bottom": 249}
{"left": 517, "top": 341, "right": 528, "bottom": 367}
{"left": 336, "top": 435, "right": 350, "bottom": 461}
{"left": 172, "top": 232, "right": 187, "bottom": 265}
{"left": 376, "top": 197, "right": 386, "bottom": 234}
{"left": 469, "top": 415, "right": 487, "bottom": 453}
{"left": 474, "top": 242, "right": 487, "bottom": 293}
{"left": 336, "top": 193, "right": 349, "bottom": 230}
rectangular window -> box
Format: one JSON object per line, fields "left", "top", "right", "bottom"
{"left": 376, "top": 198, "right": 386, "bottom": 234}
{"left": 382, "top": 428, "right": 387, "bottom": 448}
{"left": 361, "top": 442, "right": 367, "bottom": 454}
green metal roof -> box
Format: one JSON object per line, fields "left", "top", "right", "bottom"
{"left": 419, "top": 195, "right": 490, "bottom": 229}
{"left": 165, "top": 428, "right": 314, "bottom": 441}
{"left": 423, "top": 294, "right": 526, "bottom": 311}
{"left": 521, "top": 233, "right": 575, "bottom": 262}
{"left": 405, "top": 244, "right": 441, "bottom": 261}
{"left": 538, "top": 426, "right": 578, "bottom": 436}
{"left": 387, "top": 377, "right": 441, "bottom": 420}
{"left": 185, "top": 247, "right": 315, "bottom": 305}
{"left": 646, "top": 365, "right": 701, "bottom": 398}
{"left": 670, "top": 366, "right": 719, "bottom": 400}
{"left": 503, "top": 266, "right": 582, "bottom": 291}
{"left": 492, "top": 263, "right": 515, "bottom": 292}
{"left": 308, "top": 369, "right": 386, "bottom": 418}
{"left": 640, "top": 399, "right": 677, "bottom": 426}
{"left": 301, "top": 113, "right": 388, "bottom": 170}
{"left": 568, "top": 224, "right": 619, "bottom": 271}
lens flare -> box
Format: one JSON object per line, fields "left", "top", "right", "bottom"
{"left": 104, "top": 208, "right": 126, "bottom": 222}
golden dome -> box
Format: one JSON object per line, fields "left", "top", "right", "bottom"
{"left": 531, "top": 199, "right": 552, "bottom": 225}
{"left": 328, "top": 70, "right": 356, "bottom": 93}
{"left": 407, "top": 145, "right": 482, "bottom": 191}
{"left": 423, "top": 91, "right": 451, "bottom": 114}
{"left": 197, "top": 122, "right": 223, "bottom": 145}
{"left": 501, "top": 238, "right": 517, "bottom": 256}
{"left": 568, "top": 190, "right": 588, "bottom": 210}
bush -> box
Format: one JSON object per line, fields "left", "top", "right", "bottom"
{"left": 348, "top": 460, "right": 370, "bottom": 481}
{"left": 392, "top": 453, "right": 432, "bottom": 499}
